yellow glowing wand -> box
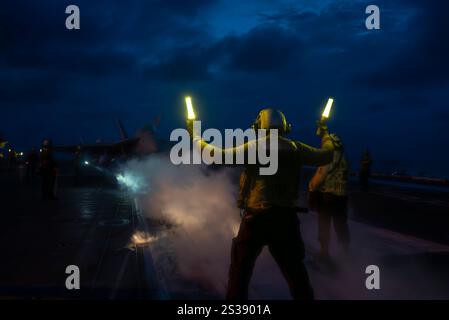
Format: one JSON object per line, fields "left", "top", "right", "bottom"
{"left": 317, "top": 98, "right": 334, "bottom": 137}
{"left": 321, "top": 98, "right": 334, "bottom": 120}
{"left": 185, "top": 96, "right": 196, "bottom": 120}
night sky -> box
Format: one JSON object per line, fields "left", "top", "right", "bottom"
{"left": 1, "top": 0, "right": 448, "bottom": 177}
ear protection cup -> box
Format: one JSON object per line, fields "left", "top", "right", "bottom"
{"left": 251, "top": 113, "right": 261, "bottom": 131}
{"left": 278, "top": 110, "right": 292, "bottom": 134}
{"left": 251, "top": 109, "right": 292, "bottom": 134}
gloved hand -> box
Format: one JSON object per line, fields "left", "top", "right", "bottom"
{"left": 316, "top": 119, "right": 329, "bottom": 138}
{"left": 186, "top": 119, "right": 194, "bottom": 137}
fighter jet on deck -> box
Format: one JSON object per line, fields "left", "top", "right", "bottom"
{"left": 0, "top": 138, "right": 7, "bottom": 159}
{"left": 54, "top": 116, "right": 164, "bottom": 165}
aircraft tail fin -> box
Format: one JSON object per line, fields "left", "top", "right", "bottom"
{"left": 116, "top": 118, "right": 128, "bottom": 140}
{"left": 152, "top": 115, "right": 161, "bottom": 133}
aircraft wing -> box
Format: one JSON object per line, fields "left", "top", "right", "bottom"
{"left": 53, "top": 145, "right": 83, "bottom": 153}
{"left": 110, "top": 138, "right": 139, "bottom": 155}
{"left": 54, "top": 138, "right": 139, "bottom": 156}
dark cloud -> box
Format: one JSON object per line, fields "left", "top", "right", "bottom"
{"left": 366, "top": 94, "right": 428, "bottom": 113}
{"left": 3, "top": 49, "right": 136, "bottom": 75}
{"left": 1, "top": 0, "right": 448, "bottom": 176}
{"left": 222, "top": 25, "right": 303, "bottom": 73}
{"left": 150, "top": 0, "right": 216, "bottom": 17}
{"left": 142, "top": 23, "right": 303, "bottom": 80}
{"left": 0, "top": 75, "right": 62, "bottom": 104}
{"left": 355, "top": 0, "right": 449, "bottom": 89}
{"left": 144, "top": 47, "right": 213, "bottom": 81}
{"left": 0, "top": 0, "right": 215, "bottom": 105}
{"left": 434, "top": 110, "right": 449, "bottom": 121}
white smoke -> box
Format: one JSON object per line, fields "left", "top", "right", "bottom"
{"left": 116, "top": 157, "right": 449, "bottom": 299}
{"left": 118, "top": 154, "right": 242, "bottom": 294}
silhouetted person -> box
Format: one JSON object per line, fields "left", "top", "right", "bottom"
{"left": 26, "top": 148, "right": 38, "bottom": 179}
{"left": 73, "top": 146, "right": 82, "bottom": 184}
{"left": 7, "top": 149, "right": 17, "bottom": 169}
{"left": 309, "top": 134, "right": 350, "bottom": 258}
{"left": 359, "top": 149, "right": 372, "bottom": 191}
{"left": 188, "top": 108, "right": 337, "bottom": 300}
{"left": 38, "top": 139, "right": 58, "bottom": 200}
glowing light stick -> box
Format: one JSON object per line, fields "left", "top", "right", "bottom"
{"left": 322, "top": 98, "right": 334, "bottom": 119}
{"left": 185, "top": 96, "right": 196, "bottom": 120}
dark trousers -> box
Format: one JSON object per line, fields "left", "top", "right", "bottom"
{"left": 41, "top": 174, "right": 56, "bottom": 199}
{"left": 359, "top": 171, "right": 370, "bottom": 191}
{"left": 309, "top": 192, "right": 350, "bottom": 253}
{"left": 226, "top": 208, "right": 314, "bottom": 300}
{"left": 26, "top": 164, "right": 36, "bottom": 178}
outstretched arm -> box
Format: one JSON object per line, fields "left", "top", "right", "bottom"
{"left": 186, "top": 119, "right": 264, "bottom": 163}
{"left": 297, "top": 138, "right": 333, "bottom": 166}
{"left": 297, "top": 121, "right": 334, "bottom": 166}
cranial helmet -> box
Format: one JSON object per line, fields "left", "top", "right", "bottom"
{"left": 252, "top": 108, "right": 292, "bottom": 134}
{"left": 41, "top": 139, "right": 53, "bottom": 149}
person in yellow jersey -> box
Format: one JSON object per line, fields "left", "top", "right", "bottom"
{"left": 187, "top": 108, "right": 337, "bottom": 300}
{"left": 308, "top": 134, "right": 350, "bottom": 259}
